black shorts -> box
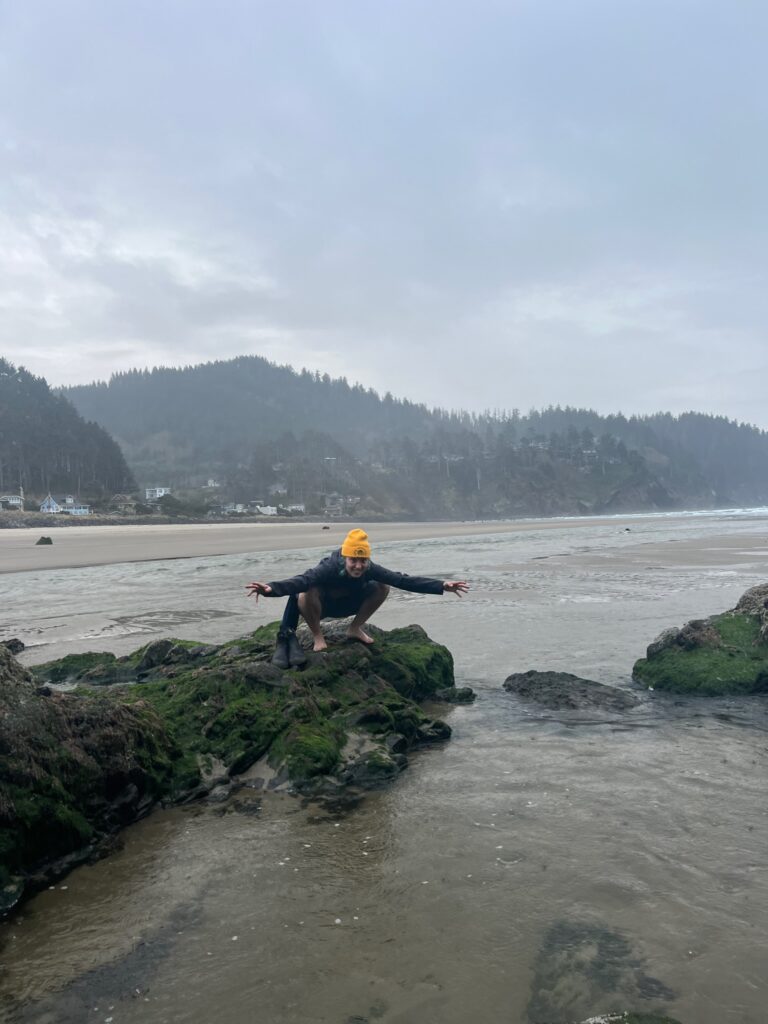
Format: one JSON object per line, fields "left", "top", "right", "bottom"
{"left": 319, "top": 581, "right": 379, "bottom": 619}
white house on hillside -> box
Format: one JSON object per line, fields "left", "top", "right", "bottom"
{"left": 0, "top": 494, "right": 24, "bottom": 510}
{"left": 145, "top": 487, "right": 171, "bottom": 501}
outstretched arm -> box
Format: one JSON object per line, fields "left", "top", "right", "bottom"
{"left": 246, "top": 555, "right": 336, "bottom": 600}
{"left": 443, "top": 580, "right": 470, "bottom": 597}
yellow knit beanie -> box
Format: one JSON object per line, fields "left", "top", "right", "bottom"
{"left": 341, "top": 528, "right": 371, "bottom": 558}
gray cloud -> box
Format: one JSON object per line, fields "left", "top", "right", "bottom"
{"left": 1, "top": 0, "right": 767, "bottom": 425}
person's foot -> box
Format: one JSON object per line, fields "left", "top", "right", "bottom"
{"left": 286, "top": 632, "right": 307, "bottom": 668}
{"left": 271, "top": 635, "right": 290, "bottom": 670}
{"left": 346, "top": 625, "right": 374, "bottom": 645}
{"left": 312, "top": 634, "right": 328, "bottom": 652}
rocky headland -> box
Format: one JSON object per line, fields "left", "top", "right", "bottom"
{"left": 632, "top": 583, "right": 768, "bottom": 695}
{"left": 0, "top": 622, "right": 472, "bottom": 913}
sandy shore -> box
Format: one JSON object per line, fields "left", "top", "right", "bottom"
{"left": 0, "top": 515, "right": 680, "bottom": 574}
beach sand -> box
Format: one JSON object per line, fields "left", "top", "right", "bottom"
{"left": 0, "top": 515, "right": 690, "bottom": 575}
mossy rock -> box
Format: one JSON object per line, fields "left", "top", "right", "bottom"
{"left": 633, "top": 586, "right": 768, "bottom": 695}
{"left": 5, "top": 623, "right": 464, "bottom": 910}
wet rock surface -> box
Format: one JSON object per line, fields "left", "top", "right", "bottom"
{"left": 633, "top": 583, "right": 768, "bottom": 695}
{"left": 503, "top": 670, "right": 640, "bottom": 711}
{"left": 1, "top": 622, "right": 466, "bottom": 911}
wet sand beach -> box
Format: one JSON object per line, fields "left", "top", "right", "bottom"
{"left": 0, "top": 512, "right": 759, "bottom": 575}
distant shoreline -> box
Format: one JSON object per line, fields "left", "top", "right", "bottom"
{"left": 2, "top": 509, "right": 767, "bottom": 576}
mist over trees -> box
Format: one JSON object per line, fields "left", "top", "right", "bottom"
{"left": 0, "top": 359, "right": 136, "bottom": 497}
{"left": 62, "top": 355, "right": 768, "bottom": 517}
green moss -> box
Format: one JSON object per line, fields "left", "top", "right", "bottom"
{"left": 270, "top": 721, "right": 345, "bottom": 780}
{"left": 634, "top": 612, "right": 768, "bottom": 695}
{"left": 712, "top": 611, "right": 763, "bottom": 647}
{"left": 32, "top": 651, "right": 118, "bottom": 685}
{"left": 120, "top": 668, "right": 286, "bottom": 788}
{"left": 367, "top": 627, "right": 454, "bottom": 700}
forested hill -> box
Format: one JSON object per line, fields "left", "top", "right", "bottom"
{"left": 64, "top": 356, "right": 768, "bottom": 517}
{"left": 0, "top": 359, "right": 135, "bottom": 497}
{"left": 67, "top": 356, "right": 439, "bottom": 452}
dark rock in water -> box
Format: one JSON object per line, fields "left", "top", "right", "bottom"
{"left": 633, "top": 582, "right": 768, "bottom": 695}
{"left": 4, "top": 622, "right": 459, "bottom": 909}
{"left": 1, "top": 637, "right": 24, "bottom": 654}
{"left": 527, "top": 920, "right": 675, "bottom": 1024}
{"left": 503, "top": 670, "right": 640, "bottom": 711}
{"left": 35, "top": 535, "right": 53, "bottom": 545}
{"left": 435, "top": 685, "right": 476, "bottom": 703}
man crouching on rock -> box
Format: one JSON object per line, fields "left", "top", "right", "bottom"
{"left": 246, "top": 528, "right": 469, "bottom": 669}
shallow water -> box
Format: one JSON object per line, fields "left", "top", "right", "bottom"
{"left": 3, "top": 513, "right": 768, "bottom": 1023}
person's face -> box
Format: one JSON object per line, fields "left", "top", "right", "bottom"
{"left": 345, "top": 556, "right": 369, "bottom": 577}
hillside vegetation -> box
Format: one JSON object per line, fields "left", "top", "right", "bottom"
{"left": 0, "top": 359, "right": 135, "bottom": 499}
{"left": 61, "top": 355, "right": 768, "bottom": 518}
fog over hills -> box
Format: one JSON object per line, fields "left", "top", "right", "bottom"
{"left": 63, "top": 356, "right": 768, "bottom": 518}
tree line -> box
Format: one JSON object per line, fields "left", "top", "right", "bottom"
{"left": 62, "top": 355, "right": 768, "bottom": 516}
{"left": 0, "top": 359, "right": 136, "bottom": 498}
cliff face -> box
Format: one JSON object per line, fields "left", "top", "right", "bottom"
{"left": 1, "top": 623, "right": 469, "bottom": 912}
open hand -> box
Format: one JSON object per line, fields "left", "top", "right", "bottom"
{"left": 443, "top": 580, "right": 470, "bottom": 597}
{"left": 246, "top": 581, "right": 272, "bottom": 602}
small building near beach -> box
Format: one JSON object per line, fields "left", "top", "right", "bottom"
{"left": 39, "top": 494, "right": 92, "bottom": 515}
{"left": 111, "top": 493, "right": 137, "bottom": 514}
{"left": 39, "top": 494, "right": 61, "bottom": 514}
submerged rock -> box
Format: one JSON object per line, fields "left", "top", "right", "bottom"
{"left": 633, "top": 583, "right": 768, "bottom": 695}
{"left": 527, "top": 920, "right": 675, "bottom": 1024}
{"left": 559, "top": 1016, "right": 682, "bottom": 1024}
{"left": 503, "top": 670, "right": 640, "bottom": 711}
{"left": 2, "top": 623, "right": 466, "bottom": 910}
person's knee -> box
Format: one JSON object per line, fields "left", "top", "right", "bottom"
{"left": 374, "top": 583, "right": 390, "bottom": 600}
{"left": 298, "top": 588, "right": 321, "bottom": 610}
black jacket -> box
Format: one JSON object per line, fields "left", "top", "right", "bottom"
{"left": 267, "top": 549, "right": 444, "bottom": 598}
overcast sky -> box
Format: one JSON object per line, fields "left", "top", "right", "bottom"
{"left": 1, "top": 1, "right": 767, "bottom": 426}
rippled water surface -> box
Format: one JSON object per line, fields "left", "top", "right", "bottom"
{"left": 3, "top": 514, "right": 768, "bottom": 1024}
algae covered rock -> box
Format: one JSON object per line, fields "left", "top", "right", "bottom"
{"left": 0, "top": 645, "right": 178, "bottom": 912}
{"left": 633, "top": 583, "right": 768, "bottom": 695}
{"left": 4, "top": 623, "right": 463, "bottom": 909}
